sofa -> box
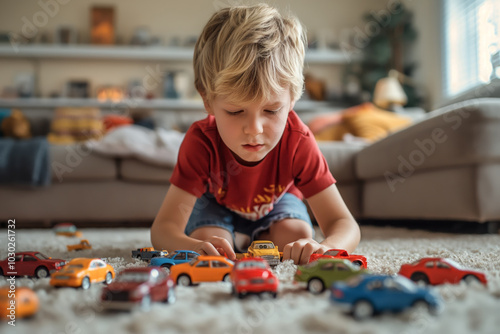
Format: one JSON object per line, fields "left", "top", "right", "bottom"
{"left": 1, "top": 98, "right": 499, "bottom": 232}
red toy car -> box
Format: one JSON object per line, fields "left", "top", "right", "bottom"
{"left": 0, "top": 252, "right": 66, "bottom": 278}
{"left": 398, "top": 257, "right": 488, "bottom": 286}
{"left": 230, "top": 257, "right": 279, "bottom": 298}
{"left": 101, "top": 267, "right": 175, "bottom": 310}
{"left": 308, "top": 249, "right": 367, "bottom": 269}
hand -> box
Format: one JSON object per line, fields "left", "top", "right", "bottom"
{"left": 192, "top": 236, "right": 236, "bottom": 261}
{"left": 282, "top": 238, "right": 331, "bottom": 265}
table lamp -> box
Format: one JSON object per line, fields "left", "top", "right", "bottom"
{"left": 373, "top": 69, "right": 408, "bottom": 112}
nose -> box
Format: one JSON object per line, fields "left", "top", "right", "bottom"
{"left": 244, "top": 114, "right": 264, "bottom": 135}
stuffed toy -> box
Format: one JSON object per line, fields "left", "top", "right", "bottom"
{"left": 1, "top": 109, "right": 32, "bottom": 139}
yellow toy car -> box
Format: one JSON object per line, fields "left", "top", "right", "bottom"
{"left": 237, "top": 240, "right": 282, "bottom": 266}
{"left": 0, "top": 287, "right": 39, "bottom": 321}
{"left": 66, "top": 239, "right": 92, "bottom": 251}
{"left": 50, "top": 258, "right": 115, "bottom": 289}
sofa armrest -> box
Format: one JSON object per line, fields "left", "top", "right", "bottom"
{"left": 356, "top": 98, "right": 500, "bottom": 180}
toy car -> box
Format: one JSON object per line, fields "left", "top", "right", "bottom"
{"left": 169, "top": 255, "right": 234, "bottom": 286}
{"left": 309, "top": 249, "right": 367, "bottom": 269}
{"left": 231, "top": 257, "right": 279, "bottom": 298}
{"left": 294, "top": 258, "right": 368, "bottom": 294}
{"left": 0, "top": 287, "right": 39, "bottom": 321}
{"left": 149, "top": 250, "right": 200, "bottom": 269}
{"left": 131, "top": 247, "right": 168, "bottom": 261}
{"left": 66, "top": 239, "right": 92, "bottom": 251}
{"left": 398, "top": 257, "right": 488, "bottom": 285}
{"left": 53, "top": 223, "right": 83, "bottom": 237}
{"left": 330, "top": 274, "right": 443, "bottom": 319}
{"left": 236, "top": 240, "right": 282, "bottom": 266}
{"left": 0, "top": 251, "right": 66, "bottom": 278}
{"left": 101, "top": 266, "right": 175, "bottom": 310}
{"left": 50, "top": 258, "right": 115, "bottom": 289}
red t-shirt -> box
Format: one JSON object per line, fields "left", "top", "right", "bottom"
{"left": 170, "top": 110, "right": 335, "bottom": 221}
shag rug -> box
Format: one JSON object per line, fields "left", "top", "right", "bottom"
{"left": 1, "top": 225, "right": 499, "bottom": 334}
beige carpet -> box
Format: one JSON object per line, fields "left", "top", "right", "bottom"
{"left": 1, "top": 226, "right": 499, "bottom": 334}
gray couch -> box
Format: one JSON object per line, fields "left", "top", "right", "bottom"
{"left": 1, "top": 98, "right": 499, "bottom": 230}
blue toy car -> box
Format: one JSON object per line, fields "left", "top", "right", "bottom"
{"left": 330, "top": 274, "right": 443, "bottom": 319}
{"left": 149, "top": 250, "right": 200, "bottom": 269}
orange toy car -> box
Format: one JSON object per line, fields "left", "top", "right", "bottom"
{"left": 50, "top": 258, "right": 115, "bottom": 289}
{"left": 169, "top": 255, "right": 234, "bottom": 286}
{"left": 0, "top": 287, "right": 39, "bottom": 321}
{"left": 67, "top": 239, "right": 92, "bottom": 251}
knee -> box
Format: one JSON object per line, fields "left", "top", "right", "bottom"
{"left": 269, "top": 218, "right": 313, "bottom": 239}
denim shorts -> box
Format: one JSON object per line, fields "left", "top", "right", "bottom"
{"left": 185, "top": 192, "right": 313, "bottom": 252}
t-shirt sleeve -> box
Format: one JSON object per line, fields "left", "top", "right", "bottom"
{"left": 169, "top": 125, "right": 211, "bottom": 198}
{"left": 292, "top": 131, "right": 336, "bottom": 198}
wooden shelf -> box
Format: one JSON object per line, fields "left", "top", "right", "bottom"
{"left": 0, "top": 44, "right": 359, "bottom": 64}
{"left": 0, "top": 97, "right": 338, "bottom": 111}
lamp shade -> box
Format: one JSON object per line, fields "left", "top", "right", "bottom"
{"left": 373, "top": 76, "right": 408, "bottom": 110}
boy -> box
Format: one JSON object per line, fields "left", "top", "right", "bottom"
{"left": 151, "top": 3, "right": 360, "bottom": 265}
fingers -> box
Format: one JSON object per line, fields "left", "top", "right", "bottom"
{"left": 194, "top": 236, "right": 236, "bottom": 260}
{"left": 210, "top": 237, "right": 236, "bottom": 260}
{"left": 282, "top": 239, "right": 331, "bottom": 265}
{"left": 196, "top": 241, "right": 219, "bottom": 256}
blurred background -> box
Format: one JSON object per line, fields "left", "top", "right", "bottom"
{"left": 0, "top": 0, "right": 448, "bottom": 110}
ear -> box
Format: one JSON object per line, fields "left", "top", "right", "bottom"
{"left": 199, "top": 91, "right": 214, "bottom": 115}
{"left": 289, "top": 100, "right": 296, "bottom": 112}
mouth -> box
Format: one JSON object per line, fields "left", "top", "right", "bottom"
{"left": 242, "top": 144, "right": 264, "bottom": 152}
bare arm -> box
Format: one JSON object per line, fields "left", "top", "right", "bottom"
{"left": 282, "top": 184, "right": 360, "bottom": 264}
{"left": 307, "top": 184, "right": 360, "bottom": 252}
{"left": 150, "top": 185, "right": 236, "bottom": 259}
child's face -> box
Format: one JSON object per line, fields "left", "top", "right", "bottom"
{"left": 205, "top": 89, "right": 294, "bottom": 166}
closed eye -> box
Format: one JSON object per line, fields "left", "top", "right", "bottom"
{"left": 264, "top": 109, "right": 279, "bottom": 114}
{"left": 264, "top": 106, "right": 282, "bottom": 115}
{"left": 225, "top": 110, "right": 243, "bottom": 116}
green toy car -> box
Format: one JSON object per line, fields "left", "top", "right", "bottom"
{"left": 294, "top": 258, "right": 368, "bottom": 294}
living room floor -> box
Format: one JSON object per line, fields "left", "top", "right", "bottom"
{"left": 1, "top": 225, "right": 499, "bottom": 334}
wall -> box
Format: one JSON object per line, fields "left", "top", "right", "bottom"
{"left": 0, "top": 0, "right": 442, "bottom": 108}
{"left": 405, "top": 0, "right": 443, "bottom": 109}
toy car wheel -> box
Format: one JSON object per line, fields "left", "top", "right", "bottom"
{"left": 140, "top": 294, "right": 151, "bottom": 311}
{"left": 352, "top": 300, "right": 374, "bottom": 319}
{"left": 463, "top": 275, "right": 480, "bottom": 285}
{"left": 0, "top": 268, "right": 4, "bottom": 276}
{"left": 410, "top": 272, "right": 430, "bottom": 285}
{"left": 307, "top": 278, "right": 325, "bottom": 294}
{"left": 137, "top": 255, "right": 142, "bottom": 260}
{"left": 352, "top": 261, "right": 363, "bottom": 268}
{"left": 164, "top": 289, "right": 176, "bottom": 304}
{"left": 35, "top": 266, "right": 49, "bottom": 279}
{"left": 238, "top": 292, "right": 247, "bottom": 299}
{"left": 104, "top": 272, "right": 113, "bottom": 284}
{"left": 177, "top": 274, "right": 192, "bottom": 287}
{"left": 81, "top": 276, "right": 91, "bottom": 290}
{"left": 161, "top": 263, "right": 172, "bottom": 270}
{"left": 222, "top": 274, "right": 231, "bottom": 283}
{"left": 412, "top": 300, "right": 430, "bottom": 314}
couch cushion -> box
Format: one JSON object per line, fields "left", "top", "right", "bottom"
{"left": 50, "top": 144, "right": 116, "bottom": 182}
{"left": 361, "top": 165, "right": 481, "bottom": 221}
{"left": 318, "top": 141, "right": 367, "bottom": 183}
{"left": 356, "top": 98, "right": 500, "bottom": 180}
{"left": 120, "top": 158, "right": 172, "bottom": 183}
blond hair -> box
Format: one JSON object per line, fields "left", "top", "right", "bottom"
{"left": 194, "top": 3, "right": 306, "bottom": 105}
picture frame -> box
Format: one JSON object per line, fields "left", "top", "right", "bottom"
{"left": 91, "top": 6, "right": 115, "bottom": 45}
